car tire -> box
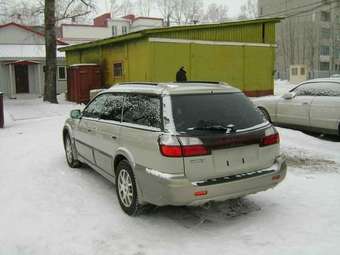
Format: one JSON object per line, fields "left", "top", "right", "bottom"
{"left": 64, "top": 133, "right": 81, "bottom": 168}
{"left": 115, "top": 160, "right": 143, "bottom": 216}
{"left": 259, "top": 107, "right": 271, "bottom": 123}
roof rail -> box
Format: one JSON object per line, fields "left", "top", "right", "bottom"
{"left": 175, "top": 81, "right": 225, "bottom": 85}
{"left": 118, "top": 82, "right": 159, "bottom": 86}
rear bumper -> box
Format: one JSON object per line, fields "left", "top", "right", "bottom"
{"left": 137, "top": 155, "right": 287, "bottom": 206}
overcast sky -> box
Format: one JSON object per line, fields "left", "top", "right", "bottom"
{"left": 96, "top": 0, "right": 249, "bottom": 18}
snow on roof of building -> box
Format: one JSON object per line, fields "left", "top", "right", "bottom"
{"left": 0, "top": 45, "right": 65, "bottom": 59}
{"left": 0, "top": 23, "right": 67, "bottom": 45}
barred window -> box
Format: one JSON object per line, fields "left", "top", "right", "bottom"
{"left": 113, "top": 62, "right": 123, "bottom": 77}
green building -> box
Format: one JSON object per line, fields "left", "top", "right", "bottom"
{"left": 60, "top": 18, "right": 281, "bottom": 96}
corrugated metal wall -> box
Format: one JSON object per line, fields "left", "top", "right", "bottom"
{"left": 148, "top": 23, "right": 276, "bottom": 44}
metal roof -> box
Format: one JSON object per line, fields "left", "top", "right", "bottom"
{"left": 59, "top": 17, "right": 282, "bottom": 52}
{"left": 104, "top": 82, "right": 241, "bottom": 95}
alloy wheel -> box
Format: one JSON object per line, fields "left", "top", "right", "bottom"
{"left": 117, "top": 169, "right": 134, "bottom": 207}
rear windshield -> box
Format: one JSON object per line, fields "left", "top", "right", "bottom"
{"left": 171, "top": 93, "right": 264, "bottom": 133}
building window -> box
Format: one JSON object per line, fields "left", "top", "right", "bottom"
{"left": 300, "top": 67, "right": 305, "bottom": 75}
{"left": 320, "top": 62, "right": 330, "bottom": 71}
{"left": 337, "top": 15, "right": 340, "bottom": 24}
{"left": 122, "top": 26, "right": 128, "bottom": 35}
{"left": 320, "top": 11, "right": 331, "bottom": 22}
{"left": 292, "top": 67, "right": 298, "bottom": 76}
{"left": 320, "top": 46, "right": 330, "bottom": 56}
{"left": 320, "top": 28, "right": 330, "bottom": 39}
{"left": 113, "top": 62, "right": 123, "bottom": 77}
{"left": 336, "top": 48, "right": 340, "bottom": 59}
{"left": 58, "top": 66, "right": 67, "bottom": 80}
{"left": 112, "top": 25, "right": 118, "bottom": 36}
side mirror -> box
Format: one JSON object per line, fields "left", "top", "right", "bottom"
{"left": 282, "top": 92, "right": 295, "bottom": 100}
{"left": 70, "top": 109, "right": 82, "bottom": 119}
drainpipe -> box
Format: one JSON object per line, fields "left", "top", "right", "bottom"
{"left": 0, "top": 92, "right": 4, "bottom": 128}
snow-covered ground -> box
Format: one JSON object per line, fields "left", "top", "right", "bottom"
{"left": 0, "top": 85, "right": 340, "bottom": 255}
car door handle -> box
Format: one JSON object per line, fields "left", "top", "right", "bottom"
{"left": 112, "top": 136, "right": 117, "bottom": 140}
{"left": 302, "top": 102, "right": 309, "bottom": 105}
{"left": 87, "top": 129, "right": 92, "bottom": 133}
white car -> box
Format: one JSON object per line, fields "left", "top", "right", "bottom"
{"left": 254, "top": 78, "right": 340, "bottom": 136}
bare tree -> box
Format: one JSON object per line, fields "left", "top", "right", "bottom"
{"left": 55, "top": 0, "right": 95, "bottom": 23}
{"left": 120, "top": 0, "right": 134, "bottom": 16}
{"left": 276, "top": 15, "right": 317, "bottom": 79}
{"left": 0, "top": 0, "right": 9, "bottom": 23}
{"left": 182, "top": 0, "right": 203, "bottom": 24}
{"left": 239, "top": 0, "right": 258, "bottom": 19}
{"left": 44, "top": 0, "right": 57, "bottom": 103}
{"left": 4, "top": 0, "right": 43, "bottom": 25}
{"left": 136, "top": 0, "right": 153, "bottom": 16}
{"left": 44, "top": 0, "right": 95, "bottom": 103}
{"left": 172, "top": 0, "right": 185, "bottom": 24}
{"left": 157, "top": 0, "right": 175, "bottom": 26}
{"left": 109, "top": 0, "right": 123, "bottom": 16}
{"left": 203, "top": 3, "right": 228, "bottom": 23}
{"left": 173, "top": 0, "right": 203, "bottom": 25}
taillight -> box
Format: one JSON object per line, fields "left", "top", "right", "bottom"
{"left": 159, "top": 135, "right": 210, "bottom": 157}
{"left": 260, "top": 128, "right": 280, "bottom": 147}
{"left": 159, "top": 145, "right": 182, "bottom": 157}
{"left": 182, "top": 145, "right": 209, "bottom": 157}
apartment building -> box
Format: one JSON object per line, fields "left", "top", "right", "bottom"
{"left": 258, "top": 0, "right": 340, "bottom": 79}
{"left": 61, "top": 13, "right": 163, "bottom": 45}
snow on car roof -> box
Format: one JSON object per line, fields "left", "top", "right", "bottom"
{"left": 106, "top": 82, "right": 240, "bottom": 95}
{"left": 301, "top": 78, "right": 340, "bottom": 84}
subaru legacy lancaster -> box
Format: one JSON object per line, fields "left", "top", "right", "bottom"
{"left": 63, "top": 82, "right": 287, "bottom": 215}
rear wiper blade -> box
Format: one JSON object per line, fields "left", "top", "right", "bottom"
{"left": 187, "top": 124, "right": 237, "bottom": 132}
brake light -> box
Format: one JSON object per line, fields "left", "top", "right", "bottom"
{"left": 159, "top": 135, "right": 210, "bottom": 157}
{"left": 194, "top": 191, "right": 208, "bottom": 196}
{"left": 260, "top": 133, "right": 280, "bottom": 147}
{"left": 159, "top": 145, "right": 182, "bottom": 157}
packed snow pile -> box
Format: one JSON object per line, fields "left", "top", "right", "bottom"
{"left": 0, "top": 88, "right": 339, "bottom": 255}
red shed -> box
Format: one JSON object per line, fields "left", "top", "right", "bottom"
{"left": 67, "top": 64, "right": 102, "bottom": 103}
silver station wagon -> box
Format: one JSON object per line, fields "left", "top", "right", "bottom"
{"left": 63, "top": 82, "right": 287, "bottom": 215}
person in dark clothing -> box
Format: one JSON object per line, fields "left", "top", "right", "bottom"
{"left": 176, "top": 66, "right": 187, "bottom": 82}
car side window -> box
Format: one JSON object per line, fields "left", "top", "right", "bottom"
{"left": 314, "top": 82, "right": 340, "bottom": 96}
{"left": 122, "top": 94, "right": 161, "bottom": 128}
{"left": 82, "top": 94, "right": 108, "bottom": 118}
{"left": 294, "top": 83, "right": 317, "bottom": 96}
{"left": 101, "top": 94, "right": 124, "bottom": 121}
{"left": 295, "top": 82, "right": 340, "bottom": 96}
